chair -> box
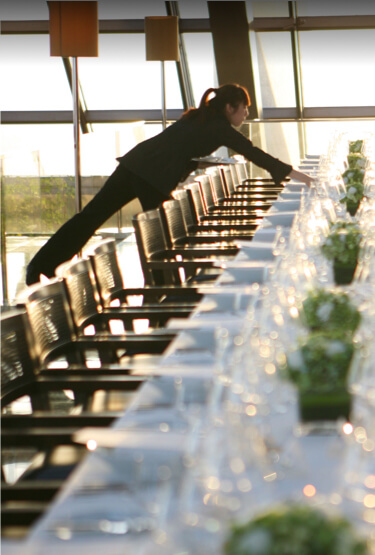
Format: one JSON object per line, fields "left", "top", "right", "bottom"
{"left": 160, "top": 199, "right": 240, "bottom": 255}
{"left": 1, "top": 307, "right": 146, "bottom": 425}
{"left": 184, "top": 182, "right": 263, "bottom": 231}
{"left": 196, "top": 173, "right": 273, "bottom": 216}
{"left": 1, "top": 479, "right": 63, "bottom": 539}
{"left": 231, "top": 156, "right": 288, "bottom": 191}
{"left": 173, "top": 187, "right": 259, "bottom": 239}
{"left": 1, "top": 309, "right": 144, "bottom": 538}
{"left": 222, "top": 165, "right": 282, "bottom": 199}
{"left": 90, "top": 237, "right": 202, "bottom": 307}
{"left": 19, "top": 278, "right": 173, "bottom": 371}
{"left": 57, "top": 256, "right": 192, "bottom": 334}
{"left": 133, "top": 208, "right": 220, "bottom": 286}
{"left": 208, "top": 167, "right": 281, "bottom": 207}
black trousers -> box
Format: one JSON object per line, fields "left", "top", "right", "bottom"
{"left": 26, "top": 165, "right": 170, "bottom": 283}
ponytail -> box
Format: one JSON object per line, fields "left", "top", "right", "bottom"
{"left": 198, "top": 87, "right": 217, "bottom": 109}
{"left": 182, "top": 83, "right": 250, "bottom": 121}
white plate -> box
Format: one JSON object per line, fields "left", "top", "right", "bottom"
{"left": 261, "top": 211, "right": 296, "bottom": 228}
{"left": 236, "top": 242, "right": 276, "bottom": 261}
{"left": 269, "top": 199, "right": 301, "bottom": 213}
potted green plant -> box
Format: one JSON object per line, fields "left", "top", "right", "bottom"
{"left": 284, "top": 331, "right": 355, "bottom": 421}
{"left": 224, "top": 504, "right": 369, "bottom": 554}
{"left": 349, "top": 139, "right": 364, "bottom": 153}
{"left": 321, "top": 222, "right": 362, "bottom": 285}
{"left": 347, "top": 152, "right": 367, "bottom": 170}
{"left": 340, "top": 181, "right": 365, "bottom": 216}
{"left": 342, "top": 167, "right": 365, "bottom": 186}
{"left": 301, "top": 288, "right": 361, "bottom": 334}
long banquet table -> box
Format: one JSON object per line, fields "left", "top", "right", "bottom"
{"left": 9, "top": 155, "right": 375, "bottom": 555}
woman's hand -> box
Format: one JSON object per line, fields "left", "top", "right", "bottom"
{"left": 288, "top": 168, "right": 315, "bottom": 186}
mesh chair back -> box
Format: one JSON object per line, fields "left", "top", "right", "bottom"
{"left": 133, "top": 209, "right": 168, "bottom": 259}
{"left": 195, "top": 175, "right": 216, "bottom": 212}
{"left": 57, "top": 258, "right": 105, "bottom": 331}
{"left": 24, "top": 279, "right": 82, "bottom": 366}
{"left": 222, "top": 166, "right": 237, "bottom": 195}
{"left": 133, "top": 209, "right": 169, "bottom": 285}
{"left": 160, "top": 199, "right": 188, "bottom": 247}
{"left": 184, "top": 183, "right": 207, "bottom": 221}
{"left": 234, "top": 158, "right": 277, "bottom": 186}
{"left": 91, "top": 239, "right": 124, "bottom": 306}
{"left": 172, "top": 189, "right": 197, "bottom": 230}
{"left": 210, "top": 168, "right": 228, "bottom": 201}
{"left": 235, "top": 161, "right": 248, "bottom": 183}
{"left": 1, "top": 309, "right": 38, "bottom": 406}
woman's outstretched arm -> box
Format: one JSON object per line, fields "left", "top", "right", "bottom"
{"left": 288, "top": 168, "right": 315, "bottom": 186}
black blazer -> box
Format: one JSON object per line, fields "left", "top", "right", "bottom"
{"left": 117, "top": 113, "right": 292, "bottom": 194}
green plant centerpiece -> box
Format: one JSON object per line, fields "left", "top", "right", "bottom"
{"left": 347, "top": 152, "right": 367, "bottom": 170}
{"left": 349, "top": 139, "right": 364, "bottom": 153}
{"left": 301, "top": 288, "right": 361, "bottom": 334}
{"left": 284, "top": 330, "right": 355, "bottom": 420}
{"left": 224, "top": 504, "right": 369, "bottom": 554}
{"left": 342, "top": 167, "right": 365, "bottom": 186}
{"left": 287, "top": 331, "right": 354, "bottom": 391}
{"left": 339, "top": 181, "right": 364, "bottom": 216}
{"left": 341, "top": 163, "right": 365, "bottom": 216}
{"left": 281, "top": 287, "right": 361, "bottom": 421}
{"left": 321, "top": 221, "right": 362, "bottom": 285}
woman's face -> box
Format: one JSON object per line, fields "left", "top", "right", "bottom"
{"left": 225, "top": 102, "right": 249, "bottom": 127}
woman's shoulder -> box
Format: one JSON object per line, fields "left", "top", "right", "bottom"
{"left": 181, "top": 112, "right": 231, "bottom": 132}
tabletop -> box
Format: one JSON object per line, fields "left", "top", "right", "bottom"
{"left": 8, "top": 152, "right": 375, "bottom": 554}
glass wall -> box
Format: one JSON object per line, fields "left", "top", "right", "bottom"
{"left": 0, "top": 35, "right": 72, "bottom": 110}
{"left": 304, "top": 120, "right": 375, "bottom": 155}
{"left": 179, "top": 0, "right": 209, "bottom": 18}
{"left": 255, "top": 32, "right": 296, "bottom": 109}
{"left": 78, "top": 34, "right": 183, "bottom": 110}
{"left": 249, "top": 1, "right": 289, "bottom": 18}
{"left": 183, "top": 33, "right": 217, "bottom": 105}
{"left": 0, "top": 0, "right": 49, "bottom": 19}
{"left": 296, "top": 0, "right": 375, "bottom": 16}
{"left": 299, "top": 30, "right": 375, "bottom": 107}
{"left": 1, "top": 121, "right": 161, "bottom": 231}
{"left": 97, "top": 0, "right": 166, "bottom": 19}
{"left": 1, "top": 0, "right": 375, "bottom": 304}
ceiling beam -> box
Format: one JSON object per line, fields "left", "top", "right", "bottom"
{"left": 0, "top": 18, "right": 211, "bottom": 35}
{"left": 249, "top": 15, "right": 375, "bottom": 31}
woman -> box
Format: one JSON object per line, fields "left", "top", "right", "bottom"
{"left": 26, "top": 83, "right": 314, "bottom": 285}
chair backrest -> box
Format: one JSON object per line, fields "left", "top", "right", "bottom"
{"left": 56, "top": 257, "right": 106, "bottom": 332}
{"left": 234, "top": 156, "right": 276, "bottom": 186}
{"left": 172, "top": 188, "right": 198, "bottom": 230}
{"left": 160, "top": 199, "right": 189, "bottom": 247}
{"left": 22, "top": 278, "right": 83, "bottom": 366}
{"left": 209, "top": 168, "right": 229, "bottom": 201}
{"left": 184, "top": 182, "right": 207, "bottom": 222}
{"left": 1, "top": 309, "right": 38, "bottom": 407}
{"left": 222, "top": 165, "right": 238, "bottom": 194}
{"left": 234, "top": 160, "right": 248, "bottom": 183}
{"left": 133, "top": 209, "right": 170, "bottom": 285}
{"left": 90, "top": 239, "right": 125, "bottom": 306}
{"left": 195, "top": 174, "right": 217, "bottom": 212}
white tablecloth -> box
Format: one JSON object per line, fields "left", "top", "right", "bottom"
{"left": 13, "top": 172, "right": 374, "bottom": 555}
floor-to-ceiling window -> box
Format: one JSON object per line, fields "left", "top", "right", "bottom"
{"left": 1, "top": 0, "right": 374, "bottom": 303}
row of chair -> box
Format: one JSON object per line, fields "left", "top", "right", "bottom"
{"left": 1, "top": 242, "right": 195, "bottom": 537}
{"left": 134, "top": 163, "right": 283, "bottom": 286}
{"left": 1, "top": 158, "right": 282, "bottom": 538}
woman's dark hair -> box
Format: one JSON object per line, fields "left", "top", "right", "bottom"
{"left": 182, "top": 84, "right": 250, "bottom": 121}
